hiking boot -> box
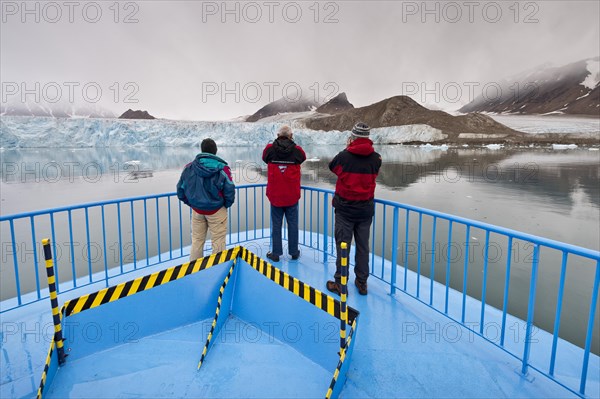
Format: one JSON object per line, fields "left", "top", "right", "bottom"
{"left": 266, "top": 252, "right": 280, "bottom": 262}
{"left": 355, "top": 279, "right": 368, "bottom": 295}
{"left": 291, "top": 250, "right": 301, "bottom": 260}
{"left": 326, "top": 280, "right": 342, "bottom": 296}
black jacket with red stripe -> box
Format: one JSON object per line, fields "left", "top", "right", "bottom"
{"left": 329, "top": 138, "right": 382, "bottom": 221}
{"left": 262, "top": 138, "right": 306, "bottom": 207}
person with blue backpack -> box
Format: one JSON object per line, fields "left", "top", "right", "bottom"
{"left": 177, "top": 138, "right": 235, "bottom": 260}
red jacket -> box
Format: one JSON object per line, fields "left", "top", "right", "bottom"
{"left": 329, "top": 138, "right": 382, "bottom": 220}
{"left": 262, "top": 138, "right": 306, "bottom": 207}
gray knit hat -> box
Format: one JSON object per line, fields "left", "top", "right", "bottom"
{"left": 351, "top": 122, "right": 370, "bottom": 137}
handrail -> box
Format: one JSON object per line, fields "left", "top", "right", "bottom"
{"left": 1, "top": 183, "right": 599, "bottom": 397}
{"left": 301, "top": 185, "right": 600, "bottom": 261}
{"left": 4, "top": 186, "right": 597, "bottom": 260}
{"left": 0, "top": 193, "right": 175, "bottom": 222}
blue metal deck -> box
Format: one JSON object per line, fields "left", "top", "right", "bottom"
{"left": 2, "top": 238, "right": 597, "bottom": 398}
{"left": 44, "top": 316, "right": 333, "bottom": 398}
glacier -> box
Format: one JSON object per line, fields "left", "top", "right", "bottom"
{"left": 0, "top": 116, "right": 446, "bottom": 148}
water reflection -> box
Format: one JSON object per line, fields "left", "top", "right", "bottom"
{"left": 2, "top": 146, "right": 598, "bottom": 246}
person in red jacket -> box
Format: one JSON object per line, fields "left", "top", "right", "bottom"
{"left": 327, "top": 122, "right": 382, "bottom": 295}
{"left": 262, "top": 126, "right": 306, "bottom": 262}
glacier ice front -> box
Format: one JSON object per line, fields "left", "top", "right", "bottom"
{"left": 0, "top": 116, "right": 445, "bottom": 148}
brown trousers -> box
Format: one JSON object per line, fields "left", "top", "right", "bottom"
{"left": 190, "top": 207, "right": 228, "bottom": 260}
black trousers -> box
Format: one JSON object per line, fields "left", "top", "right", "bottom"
{"left": 334, "top": 212, "right": 373, "bottom": 284}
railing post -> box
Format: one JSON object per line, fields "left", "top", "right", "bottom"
{"left": 444, "top": 220, "right": 453, "bottom": 314}
{"left": 521, "top": 244, "right": 540, "bottom": 375}
{"left": 30, "top": 216, "right": 41, "bottom": 299}
{"left": 42, "top": 239, "right": 66, "bottom": 366}
{"left": 430, "top": 216, "right": 438, "bottom": 306}
{"left": 101, "top": 205, "right": 109, "bottom": 287}
{"left": 84, "top": 208, "right": 92, "bottom": 283}
{"left": 416, "top": 212, "right": 422, "bottom": 298}
{"left": 143, "top": 199, "right": 149, "bottom": 266}
{"left": 403, "top": 210, "right": 410, "bottom": 291}
{"left": 323, "top": 192, "right": 329, "bottom": 263}
{"left": 549, "top": 251, "right": 567, "bottom": 375}
{"left": 390, "top": 207, "right": 399, "bottom": 295}
{"left": 49, "top": 213, "right": 60, "bottom": 294}
{"left": 340, "top": 242, "right": 348, "bottom": 352}
{"left": 156, "top": 197, "right": 161, "bottom": 262}
{"left": 580, "top": 260, "right": 600, "bottom": 395}
{"left": 166, "top": 197, "right": 172, "bottom": 259}
{"left": 117, "top": 203, "right": 125, "bottom": 271}
{"left": 131, "top": 201, "right": 138, "bottom": 268}
{"left": 499, "top": 235, "right": 513, "bottom": 345}
{"left": 479, "top": 230, "right": 490, "bottom": 334}
{"left": 9, "top": 220, "right": 22, "bottom": 305}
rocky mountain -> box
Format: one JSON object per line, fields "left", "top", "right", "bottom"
{"left": 459, "top": 57, "right": 600, "bottom": 116}
{"left": 246, "top": 96, "right": 320, "bottom": 122}
{"left": 119, "top": 109, "right": 156, "bottom": 119}
{"left": 315, "top": 92, "right": 354, "bottom": 114}
{"left": 304, "top": 95, "right": 518, "bottom": 140}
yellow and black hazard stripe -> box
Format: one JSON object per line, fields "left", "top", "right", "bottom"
{"left": 325, "top": 319, "right": 358, "bottom": 399}
{"left": 42, "top": 239, "right": 66, "bottom": 365}
{"left": 339, "top": 242, "right": 349, "bottom": 353}
{"left": 63, "top": 247, "right": 240, "bottom": 317}
{"left": 239, "top": 248, "right": 358, "bottom": 323}
{"left": 197, "top": 261, "right": 237, "bottom": 369}
{"left": 36, "top": 340, "right": 55, "bottom": 399}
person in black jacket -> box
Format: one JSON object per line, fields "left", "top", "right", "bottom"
{"left": 177, "top": 138, "right": 235, "bottom": 260}
{"left": 327, "top": 122, "right": 381, "bottom": 295}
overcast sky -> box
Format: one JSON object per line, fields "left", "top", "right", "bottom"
{"left": 1, "top": 0, "right": 599, "bottom": 120}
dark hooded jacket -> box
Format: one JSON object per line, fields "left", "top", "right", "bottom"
{"left": 329, "top": 138, "right": 382, "bottom": 221}
{"left": 262, "top": 137, "right": 306, "bottom": 207}
{"left": 177, "top": 153, "right": 235, "bottom": 214}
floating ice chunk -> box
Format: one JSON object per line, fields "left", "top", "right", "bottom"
{"left": 552, "top": 144, "right": 578, "bottom": 150}
{"left": 485, "top": 144, "right": 504, "bottom": 150}
{"left": 419, "top": 143, "right": 449, "bottom": 151}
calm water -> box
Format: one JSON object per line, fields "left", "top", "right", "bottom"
{"left": 1, "top": 145, "right": 599, "bottom": 352}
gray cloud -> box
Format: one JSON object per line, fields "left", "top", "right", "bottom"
{"left": 1, "top": 0, "right": 598, "bottom": 120}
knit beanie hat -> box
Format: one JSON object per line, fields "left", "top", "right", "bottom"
{"left": 351, "top": 122, "right": 370, "bottom": 137}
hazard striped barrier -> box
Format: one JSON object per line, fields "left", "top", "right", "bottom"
{"left": 325, "top": 319, "right": 358, "bottom": 399}
{"left": 239, "top": 247, "right": 358, "bottom": 323}
{"left": 63, "top": 248, "right": 239, "bottom": 317}
{"left": 339, "top": 242, "right": 349, "bottom": 353}
{"left": 37, "top": 243, "right": 358, "bottom": 399}
{"left": 197, "top": 261, "right": 237, "bottom": 369}
{"left": 36, "top": 340, "right": 55, "bottom": 399}
{"left": 42, "top": 239, "right": 66, "bottom": 365}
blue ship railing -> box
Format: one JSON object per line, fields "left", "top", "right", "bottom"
{"left": 1, "top": 184, "right": 598, "bottom": 397}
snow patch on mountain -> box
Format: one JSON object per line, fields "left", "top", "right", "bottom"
{"left": 582, "top": 59, "right": 600, "bottom": 90}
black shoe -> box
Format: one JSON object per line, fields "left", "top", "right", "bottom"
{"left": 266, "top": 252, "right": 280, "bottom": 262}
{"left": 355, "top": 279, "right": 368, "bottom": 295}
{"left": 326, "top": 280, "right": 342, "bottom": 296}
{"left": 291, "top": 250, "right": 301, "bottom": 260}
